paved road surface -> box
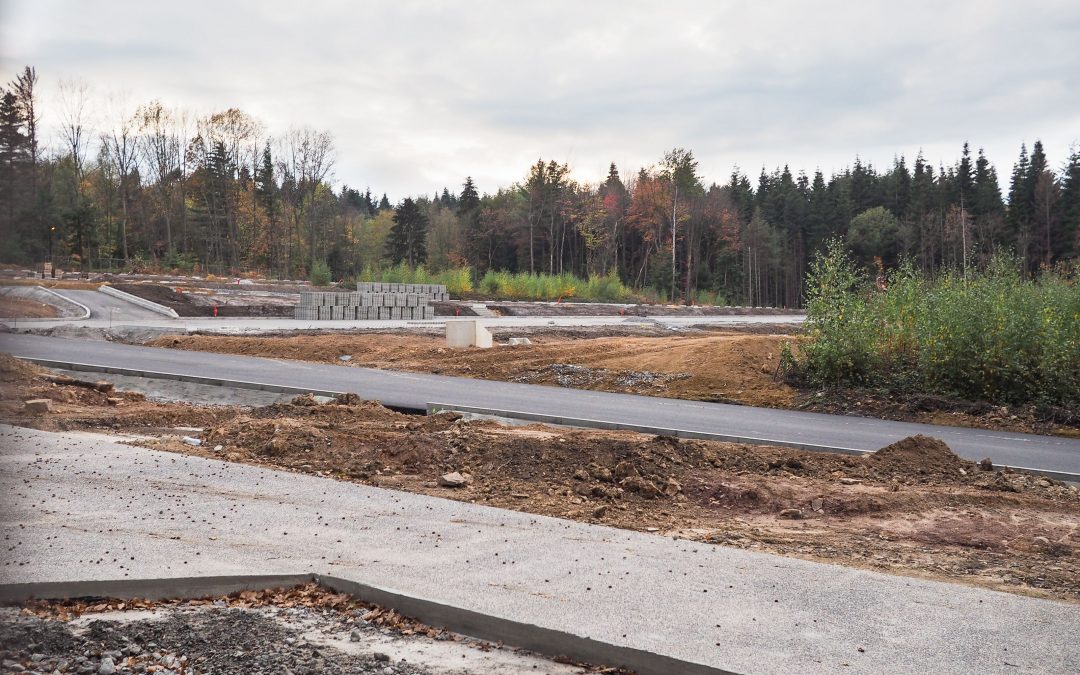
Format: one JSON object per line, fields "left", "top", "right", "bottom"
{"left": 49, "top": 288, "right": 165, "bottom": 321}
{"left": 1, "top": 425, "right": 1076, "bottom": 674}
{"left": 2, "top": 333, "right": 1078, "bottom": 478}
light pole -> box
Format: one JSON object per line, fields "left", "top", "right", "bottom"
{"left": 49, "top": 225, "right": 56, "bottom": 276}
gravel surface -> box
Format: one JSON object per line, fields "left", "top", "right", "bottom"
{"left": 0, "top": 600, "right": 596, "bottom": 675}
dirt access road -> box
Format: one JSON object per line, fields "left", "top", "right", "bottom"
{"left": 2, "top": 355, "right": 1077, "bottom": 604}
{"left": 149, "top": 328, "right": 1078, "bottom": 435}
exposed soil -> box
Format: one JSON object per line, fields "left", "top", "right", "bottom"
{"left": 796, "top": 386, "right": 1080, "bottom": 437}
{"left": 0, "top": 295, "right": 60, "bottom": 318}
{"left": 4, "top": 583, "right": 614, "bottom": 674}
{"left": 146, "top": 332, "right": 798, "bottom": 407}
{"left": 2, "top": 354, "right": 1078, "bottom": 603}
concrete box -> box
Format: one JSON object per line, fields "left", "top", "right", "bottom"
{"left": 445, "top": 320, "right": 493, "bottom": 348}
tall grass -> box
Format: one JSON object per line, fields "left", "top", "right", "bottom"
{"left": 355, "top": 264, "right": 733, "bottom": 304}
{"left": 478, "top": 270, "right": 634, "bottom": 301}
{"left": 797, "top": 240, "right": 1080, "bottom": 406}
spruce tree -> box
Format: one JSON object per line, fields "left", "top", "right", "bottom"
{"left": 1058, "top": 148, "right": 1080, "bottom": 259}
{"left": 385, "top": 197, "right": 428, "bottom": 266}
{"left": 458, "top": 176, "right": 480, "bottom": 215}
{"left": 378, "top": 193, "right": 391, "bottom": 211}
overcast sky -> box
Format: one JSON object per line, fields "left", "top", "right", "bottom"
{"left": 2, "top": 0, "right": 1078, "bottom": 198}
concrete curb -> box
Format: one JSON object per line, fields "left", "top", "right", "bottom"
{"left": 0, "top": 574, "right": 313, "bottom": 604}
{"left": 32, "top": 286, "right": 92, "bottom": 320}
{"left": 427, "top": 402, "right": 1080, "bottom": 483}
{"left": 428, "top": 401, "right": 869, "bottom": 455}
{"left": 18, "top": 358, "right": 350, "bottom": 400}
{"left": 0, "top": 574, "right": 731, "bottom": 675}
{"left": 100, "top": 284, "right": 181, "bottom": 318}
{"left": 318, "top": 575, "right": 730, "bottom": 675}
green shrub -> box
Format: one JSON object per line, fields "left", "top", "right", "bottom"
{"left": 309, "top": 260, "right": 332, "bottom": 286}
{"left": 797, "top": 240, "right": 1080, "bottom": 406}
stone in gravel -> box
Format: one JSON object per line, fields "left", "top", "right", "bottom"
{"left": 438, "top": 471, "right": 469, "bottom": 488}
{"left": 373, "top": 652, "right": 391, "bottom": 662}
{"left": 979, "top": 458, "right": 994, "bottom": 471}
{"left": 98, "top": 657, "right": 116, "bottom": 675}
{"left": 349, "top": 629, "right": 362, "bottom": 641}
{"left": 778, "top": 508, "right": 803, "bottom": 519}
{"left": 24, "top": 398, "right": 51, "bottom": 413}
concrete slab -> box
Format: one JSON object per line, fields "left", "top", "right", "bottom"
{"left": 1, "top": 425, "right": 1077, "bottom": 674}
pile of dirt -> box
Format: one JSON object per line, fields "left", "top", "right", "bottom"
{"left": 0, "top": 353, "right": 44, "bottom": 382}
{"left": 868, "top": 435, "right": 970, "bottom": 476}
{"left": 111, "top": 282, "right": 206, "bottom": 316}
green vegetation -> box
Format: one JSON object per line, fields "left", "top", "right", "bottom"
{"left": 308, "top": 260, "right": 332, "bottom": 286}
{"left": 795, "top": 240, "right": 1080, "bottom": 406}
{"left": 357, "top": 263, "right": 474, "bottom": 296}
{"left": 476, "top": 270, "right": 632, "bottom": 302}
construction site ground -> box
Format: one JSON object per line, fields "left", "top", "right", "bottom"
{"left": 144, "top": 326, "right": 1079, "bottom": 436}
{"left": 2, "top": 355, "right": 1077, "bottom": 604}
{"left": 3, "top": 584, "right": 606, "bottom": 675}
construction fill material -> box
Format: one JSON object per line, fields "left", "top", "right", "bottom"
{"left": 293, "top": 285, "right": 444, "bottom": 321}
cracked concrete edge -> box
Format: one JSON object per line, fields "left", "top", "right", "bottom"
{"left": 426, "top": 403, "right": 1080, "bottom": 483}
{"left": 99, "top": 284, "right": 181, "bottom": 318}
{"left": 0, "top": 574, "right": 732, "bottom": 675}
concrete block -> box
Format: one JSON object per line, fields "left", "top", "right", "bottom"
{"left": 24, "top": 399, "right": 52, "bottom": 413}
{"left": 446, "top": 320, "right": 493, "bottom": 348}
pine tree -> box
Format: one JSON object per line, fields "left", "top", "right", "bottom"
{"left": 378, "top": 193, "right": 391, "bottom": 211}
{"left": 385, "top": 197, "right": 428, "bottom": 266}
{"left": 458, "top": 176, "right": 480, "bottom": 215}
{"left": 1058, "top": 148, "right": 1080, "bottom": 259}
{"left": 0, "top": 89, "right": 29, "bottom": 259}
{"left": 1006, "top": 143, "right": 1032, "bottom": 263}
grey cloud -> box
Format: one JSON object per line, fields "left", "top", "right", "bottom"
{"left": 2, "top": 0, "right": 1078, "bottom": 195}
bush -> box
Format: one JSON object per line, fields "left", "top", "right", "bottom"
{"left": 309, "top": 260, "right": 332, "bottom": 286}
{"left": 797, "top": 240, "right": 1080, "bottom": 406}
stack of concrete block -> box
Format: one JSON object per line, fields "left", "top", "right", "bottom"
{"left": 293, "top": 283, "right": 444, "bottom": 321}
{"left": 356, "top": 282, "right": 449, "bottom": 302}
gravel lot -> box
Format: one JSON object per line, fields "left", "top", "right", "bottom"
{"left": 1, "top": 587, "right": 603, "bottom": 675}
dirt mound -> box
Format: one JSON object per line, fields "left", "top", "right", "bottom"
{"left": 869, "top": 435, "right": 970, "bottom": 476}
{"left": 0, "top": 353, "right": 44, "bottom": 382}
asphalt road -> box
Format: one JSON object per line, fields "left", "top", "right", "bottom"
{"left": 49, "top": 288, "right": 164, "bottom": 320}
{"left": 2, "top": 333, "right": 1078, "bottom": 478}
{"left": 2, "top": 425, "right": 1076, "bottom": 674}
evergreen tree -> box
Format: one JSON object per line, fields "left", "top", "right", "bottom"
{"left": 458, "top": 176, "right": 480, "bottom": 215}
{"left": 0, "top": 89, "right": 29, "bottom": 258}
{"left": 385, "top": 197, "right": 428, "bottom": 266}
{"left": 1006, "top": 143, "right": 1032, "bottom": 261}
{"left": 378, "top": 193, "right": 391, "bottom": 211}
{"left": 1058, "top": 148, "right": 1080, "bottom": 259}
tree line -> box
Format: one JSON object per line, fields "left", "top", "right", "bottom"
{"left": 1, "top": 65, "right": 1078, "bottom": 306}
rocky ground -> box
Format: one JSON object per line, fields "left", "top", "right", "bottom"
{"left": 2, "top": 583, "right": 612, "bottom": 674}
{"left": 2, "top": 354, "right": 1078, "bottom": 603}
